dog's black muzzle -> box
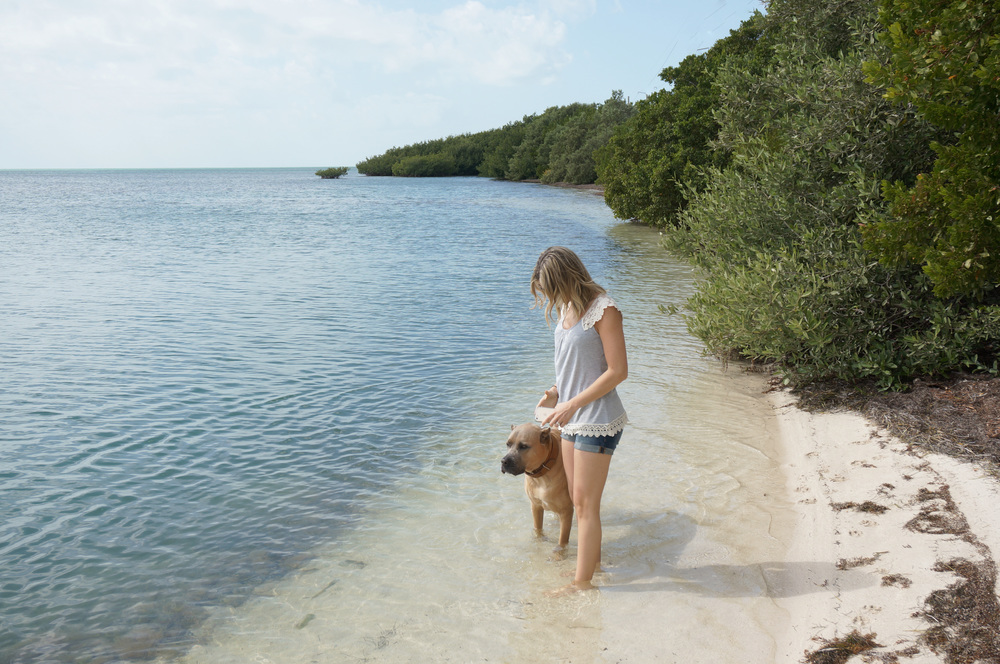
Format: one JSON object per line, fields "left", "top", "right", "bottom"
{"left": 500, "top": 454, "right": 525, "bottom": 476}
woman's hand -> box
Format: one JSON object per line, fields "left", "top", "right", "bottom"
{"left": 542, "top": 399, "right": 579, "bottom": 429}
{"left": 537, "top": 386, "right": 558, "bottom": 409}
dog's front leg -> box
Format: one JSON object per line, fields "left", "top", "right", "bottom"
{"left": 531, "top": 502, "right": 544, "bottom": 534}
{"left": 557, "top": 508, "right": 573, "bottom": 549}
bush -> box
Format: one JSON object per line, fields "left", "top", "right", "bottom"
{"left": 542, "top": 91, "right": 635, "bottom": 185}
{"left": 505, "top": 103, "right": 594, "bottom": 181}
{"left": 315, "top": 167, "right": 349, "bottom": 179}
{"left": 390, "top": 153, "right": 457, "bottom": 177}
{"left": 355, "top": 151, "right": 401, "bottom": 175}
{"left": 664, "top": 0, "right": 1000, "bottom": 387}
{"left": 860, "top": 0, "right": 1000, "bottom": 299}
{"left": 686, "top": 231, "right": 1000, "bottom": 388}
{"left": 478, "top": 121, "right": 529, "bottom": 178}
{"left": 353, "top": 95, "right": 634, "bottom": 183}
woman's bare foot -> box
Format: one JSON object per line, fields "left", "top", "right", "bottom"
{"left": 545, "top": 580, "right": 597, "bottom": 597}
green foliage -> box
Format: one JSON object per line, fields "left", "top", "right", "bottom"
{"left": 315, "top": 167, "right": 349, "bottom": 179}
{"left": 356, "top": 148, "right": 407, "bottom": 176}
{"left": 671, "top": 2, "right": 922, "bottom": 265}
{"left": 686, "top": 229, "right": 1000, "bottom": 388}
{"left": 445, "top": 138, "right": 483, "bottom": 176}
{"left": 766, "top": 0, "right": 879, "bottom": 58}
{"left": 595, "top": 12, "right": 772, "bottom": 227}
{"left": 866, "top": 0, "right": 1000, "bottom": 132}
{"left": 477, "top": 121, "right": 529, "bottom": 178}
{"left": 542, "top": 92, "right": 636, "bottom": 185}
{"left": 505, "top": 103, "right": 594, "bottom": 181}
{"left": 390, "top": 153, "right": 457, "bottom": 177}
{"left": 540, "top": 110, "right": 596, "bottom": 184}
{"left": 353, "top": 94, "right": 633, "bottom": 183}
{"left": 663, "top": 0, "right": 1000, "bottom": 387}
{"left": 860, "top": 0, "right": 1000, "bottom": 298}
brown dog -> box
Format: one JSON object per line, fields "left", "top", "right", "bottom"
{"left": 501, "top": 423, "right": 573, "bottom": 548}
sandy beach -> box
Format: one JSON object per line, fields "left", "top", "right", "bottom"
{"left": 564, "top": 374, "right": 1000, "bottom": 664}
{"left": 768, "top": 390, "right": 1000, "bottom": 662}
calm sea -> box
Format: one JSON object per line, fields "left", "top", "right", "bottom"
{"left": 1, "top": 169, "right": 795, "bottom": 663}
{"left": 0, "top": 169, "right": 640, "bottom": 661}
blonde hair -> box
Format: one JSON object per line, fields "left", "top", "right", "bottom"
{"left": 530, "top": 246, "right": 606, "bottom": 326}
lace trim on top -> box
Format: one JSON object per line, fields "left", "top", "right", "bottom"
{"left": 561, "top": 411, "right": 629, "bottom": 437}
{"left": 581, "top": 294, "right": 618, "bottom": 331}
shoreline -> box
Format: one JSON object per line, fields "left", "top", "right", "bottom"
{"left": 520, "top": 178, "right": 605, "bottom": 195}
{"left": 768, "top": 389, "right": 1000, "bottom": 661}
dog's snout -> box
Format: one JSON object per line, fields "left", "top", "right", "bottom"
{"left": 500, "top": 454, "right": 524, "bottom": 476}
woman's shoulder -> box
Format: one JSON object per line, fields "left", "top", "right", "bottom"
{"left": 581, "top": 293, "right": 620, "bottom": 330}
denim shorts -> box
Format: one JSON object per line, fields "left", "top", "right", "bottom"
{"left": 561, "top": 429, "right": 623, "bottom": 456}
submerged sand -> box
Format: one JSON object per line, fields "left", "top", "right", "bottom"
{"left": 158, "top": 375, "right": 1000, "bottom": 663}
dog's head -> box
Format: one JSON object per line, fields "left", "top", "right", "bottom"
{"left": 501, "top": 423, "right": 556, "bottom": 476}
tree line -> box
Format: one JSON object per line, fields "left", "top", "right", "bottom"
{"left": 602, "top": 0, "right": 999, "bottom": 389}
{"left": 355, "top": 91, "right": 635, "bottom": 184}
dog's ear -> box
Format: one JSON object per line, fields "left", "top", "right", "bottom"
{"left": 539, "top": 428, "right": 550, "bottom": 446}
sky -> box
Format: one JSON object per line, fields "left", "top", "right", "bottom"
{"left": 0, "top": 0, "right": 765, "bottom": 169}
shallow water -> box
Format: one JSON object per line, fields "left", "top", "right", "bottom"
{"left": 157, "top": 227, "right": 796, "bottom": 664}
{"left": 1, "top": 170, "right": 795, "bottom": 663}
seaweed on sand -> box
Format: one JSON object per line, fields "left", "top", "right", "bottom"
{"left": 790, "top": 373, "right": 1000, "bottom": 663}
{"left": 804, "top": 631, "right": 882, "bottom": 664}
{"left": 919, "top": 558, "right": 1000, "bottom": 663}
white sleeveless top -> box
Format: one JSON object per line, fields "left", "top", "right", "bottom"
{"left": 554, "top": 294, "right": 629, "bottom": 437}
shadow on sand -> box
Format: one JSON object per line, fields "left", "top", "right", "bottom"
{"left": 601, "top": 509, "right": 873, "bottom": 599}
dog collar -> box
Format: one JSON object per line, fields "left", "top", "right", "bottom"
{"left": 525, "top": 438, "right": 560, "bottom": 478}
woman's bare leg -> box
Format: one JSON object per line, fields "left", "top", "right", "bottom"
{"left": 561, "top": 437, "right": 575, "bottom": 498}
{"left": 572, "top": 449, "right": 612, "bottom": 588}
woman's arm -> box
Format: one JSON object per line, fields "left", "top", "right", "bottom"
{"left": 542, "top": 306, "right": 628, "bottom": 428}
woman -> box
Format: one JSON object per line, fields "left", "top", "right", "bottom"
{"left": 531, "top": 246, "right": 628, "bottom": 594}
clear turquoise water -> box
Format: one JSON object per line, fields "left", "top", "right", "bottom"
{"left": 0, "top": 169, "right": 635, "bottom": 662}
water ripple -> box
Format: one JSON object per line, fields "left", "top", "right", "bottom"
{"left": 0, "top": 170, "right": 632, "bottom": 662}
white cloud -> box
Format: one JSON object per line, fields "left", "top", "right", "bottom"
{"left": 0, "top": 0, "right": 592, "bottom": 166}
{"left": 0, "top": 1, "right": 576, "bottom": 93}
{"left": 429, "top": 2, "right": 571, "bottom": 84}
